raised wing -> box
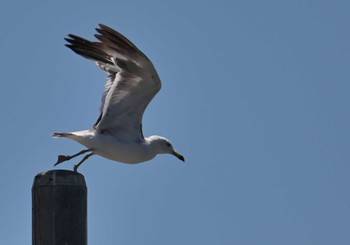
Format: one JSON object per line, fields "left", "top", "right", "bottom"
{"left": 65, "top": 24, "right": 161, "bottom": 143}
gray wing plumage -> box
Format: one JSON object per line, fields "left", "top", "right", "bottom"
{"left": 65, "top": 24, "right": 161, "bottom": 143}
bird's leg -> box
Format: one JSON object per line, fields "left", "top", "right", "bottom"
{"left": 73, "top": 153, "right": 94, "bottom": 172}
{"left": 54, "top": 149, "right": 92, "bottom": 166}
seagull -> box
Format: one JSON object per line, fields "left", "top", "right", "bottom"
{"left": 53, "top": 24, "right": 184, "bottom": 171}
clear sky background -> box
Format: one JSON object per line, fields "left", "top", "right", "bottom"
{"left": 0, "top": 0, "right": 349, "bottom": 244}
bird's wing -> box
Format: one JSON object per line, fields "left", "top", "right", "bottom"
{"left": 65, "top": 24, "right": 161, "bottom": 143}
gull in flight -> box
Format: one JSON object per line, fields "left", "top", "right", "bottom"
{"left": 54, "top": 24, "right": 184, "bottom": 171}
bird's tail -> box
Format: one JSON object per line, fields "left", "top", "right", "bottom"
{"left": 53, "top": 132, "right": 74, "bottom": 138}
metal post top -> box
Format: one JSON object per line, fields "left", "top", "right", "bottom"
{"left": 33, "top": 170, "right": 86, "bottom": 187}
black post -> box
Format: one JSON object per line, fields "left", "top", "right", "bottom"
{"left": 32, "top": 170, "right": 87, "bottom": 245}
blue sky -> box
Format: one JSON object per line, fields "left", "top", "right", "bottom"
{"left": 1, "top": 0, "right": 349, "bottom": 244}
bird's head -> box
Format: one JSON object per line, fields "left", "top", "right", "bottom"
{"left": 148, "top": 136, "right": 185, "bottom": 162}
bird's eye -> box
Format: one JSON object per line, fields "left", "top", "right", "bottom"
{"left": 166, "top": 142, "right": 171, "bottom": 147}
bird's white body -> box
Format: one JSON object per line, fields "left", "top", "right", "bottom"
{"left": 56, "top": 130, "right": 156, "bottom": 164}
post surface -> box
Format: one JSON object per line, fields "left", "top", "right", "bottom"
{"left": 32, "top": 170, "right": 87, "bottom": 245}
